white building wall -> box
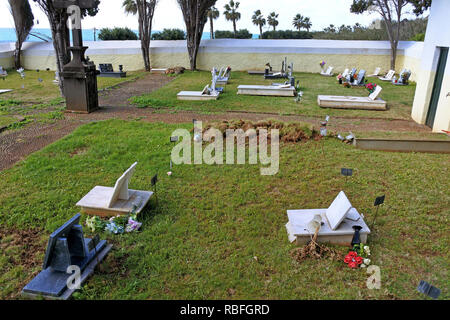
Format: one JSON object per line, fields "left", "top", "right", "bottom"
{"left": 411, "top": 0, "right": 450, "bottom": 132}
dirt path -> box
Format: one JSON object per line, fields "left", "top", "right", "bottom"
{"left": 0, "top": 73, "right": 432, "bottom": 172}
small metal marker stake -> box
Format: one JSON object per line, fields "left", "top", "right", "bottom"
{"left": 341, "top": 168, "right": 353, "bottom": 186}
{"left": 151, "top": 174, "right": 158, "bottom": 206}
{"left": 417, "top": 280, "right": 441, "bottom": 299}
{"left": 371, "top": 195, "right": 385, "bottom": 229}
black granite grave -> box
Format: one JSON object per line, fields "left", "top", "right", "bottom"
{"left": 98, "top": 64, "right": 127, "bottom": 78}
{"left": 22, "top": 213, "right": 112, "bottom": 299}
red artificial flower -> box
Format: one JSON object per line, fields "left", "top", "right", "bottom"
{"left": 344, "top": 251, "right": 363, "bottom": 268}
{"left": 355, "top": 256, "right": 363, "bottom": 265}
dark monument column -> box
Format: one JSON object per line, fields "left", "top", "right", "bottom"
{"left": 53, "top": 0, "right": 99, "bottom": 113}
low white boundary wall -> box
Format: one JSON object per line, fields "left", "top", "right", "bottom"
{"left": 1, "top": 39, "right": 424, "bottom": 80}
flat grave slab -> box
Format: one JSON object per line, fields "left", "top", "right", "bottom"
{"left": 77, "top": 186, "right": 153, "bottom": 216}
{"left": 286, "top": 208, "right": 370, "bottom": 245}
{"left": 76, "top": 162, "right": 153, "bottom": 217}
{"left": 318, "top": 95, "right": 387, "bottom": 110}
{"left": 286, "top": 191, "right": 371, "bottom": 245}
{"left": 177, "top": 91, "right": 220, "bottom": 101}
{"left": 0, "top": 89, "right": 12, "bottom": 94}
{"left": 150, "top": 68, "right": 168, "bottom": 74}
{"left": 237, "top": 85, "right": 296, "bottom": 97}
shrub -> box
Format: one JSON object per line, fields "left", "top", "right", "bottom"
{"left": 215, "top": 29, "right": 253, "bottom": 39}
{"left": 410, "top": 33, "right": 425, "bottom": 41}
{"left": 261, "top": 30, "right": 313, "bottom": 39}
{"left": 151, "top": 29, "right": 186, "bottom": 40}
{"left": 98, "top": 27, "right": 138, "bottom": 41}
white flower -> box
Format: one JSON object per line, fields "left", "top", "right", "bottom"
{"left": 364, "top": 259, "right": 371, "bottom": 265}
{"left": 167, "top": 171, "right": 172, "bottom": 176}
{"left": 360, "top": 264, "right": 367, "bottom": 268}
{"left": 194, "top": 134, "right": 202, "bottom": 142}
{"left": 364, "top": 246, "right": 369, "bottom": 251}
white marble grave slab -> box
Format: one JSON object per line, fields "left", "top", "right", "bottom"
{"left": 237, "top": 85, "right": 296, "bottom": 97}
{"left": 76, "top": 162, "right": 153, "bottom": 217}
{"left": 0, "top": 89, "right": 12, "bottom": 94}
{"left": 379, "top": 70, "right": 395, "bottom": 81}
{"left": 321, "top": 66, "right": 334, "bottom": 76}
{"left": 177, "top": 91, "right": 220, "bottom": 100}
{"left": 286, "top": 208, "right": 370, "bottom": 245}
{"left": 318, "top": 86, "right": 386, "bottom": 110}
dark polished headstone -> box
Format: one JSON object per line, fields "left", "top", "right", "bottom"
{"left": 98, "top": 63, "right": 127, "bottom": 78}
{"left": 22, "top": 213, "right": 111, "bottom": 299}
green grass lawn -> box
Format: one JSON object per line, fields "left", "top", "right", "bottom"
{"left": 0, "top": 69, "right": 147, "bottom": 105}
{"left": 130, "top": 71, "right": 416, "bottom": 120}
{"left": 0, "top": 119, "right": 448, "bottom": 299}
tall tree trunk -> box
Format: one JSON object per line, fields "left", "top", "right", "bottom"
{"left": 233, "top": 20, "right": 236, "bottom": 37}
{"left": 9, "top": 0, "right": 34, "bottom": 69}
{"left": 14, "top": 42, "right": 22, "bottom": 69}
{"left": 48, "top": 11, "right": 71, "bottom": 97}
{"left": 209, "top": 17, "right": 214, "bottom": 39}
{"left": 178, "top": 0, "right": 216, "bottom": 71}
{"left": 259, "top": 25, "right": 262, "bottom": 39}
{"left": 137, "top": 0, "right": 157, "bottom": 72}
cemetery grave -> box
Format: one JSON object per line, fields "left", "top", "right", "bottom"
{"left": 131, "top": 71, "right": 416, "bottom": 119}
{"left": 0, "top": 119, "right": 448, "bottom": 300}
{"left": 317, "top": 85, "right": 387, "bottom": 110}
{"left": 320, "top": 66, "right": 334, "bottom": 77}
{"left": 379, "top": 70, "right": 396, "bottom": 82}
{"left": 177, "top": 69, "right": 222, "bottom": 100}
{"left": 368, "top": 67, "right": 381, "bottom": 77}
{"left": 76, "top": 162, "right": 154, "bottom": 217}
{"left": 98, "top": 64, "right": 127, "bottom": 78}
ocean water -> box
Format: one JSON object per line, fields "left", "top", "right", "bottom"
{"left": 0, "top": 28, "right": 257, "bottom": 43}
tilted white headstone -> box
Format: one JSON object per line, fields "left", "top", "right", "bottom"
{"left": 369, "top": 85, "right": 382, "bottom": 100}
{"left": 107, "top": 162, "right": 137, "bottom": 208}
{"left": 325, "top": 191, "right": 353, "bottom": 230}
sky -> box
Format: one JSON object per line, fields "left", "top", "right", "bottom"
{"left": 0, "top": 0, "right": 423, "bottom": 33}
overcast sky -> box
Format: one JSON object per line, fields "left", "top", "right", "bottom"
{"left": 0, "top": 0, "right": 422, "bottom": 32}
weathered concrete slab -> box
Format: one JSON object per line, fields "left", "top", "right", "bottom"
{"left": 354, "top": 138, "right": 450, "bottom": 153}
{"left": 177, "top": 91, "right": 220, "bottom": 100}
{"left": 318, "top": 95, "right": 387, "bottom": 110}
{"left": 77, "top": 187, "right": 153, "bottom": 217}
{"left": 150, "top": 68, "right": 168, "bottom": 74}
{"left": 286, "top": 209, "right": 370, "bottom": 246}
{"left": 237, "top": 85, "right": 296, "bottom": 97}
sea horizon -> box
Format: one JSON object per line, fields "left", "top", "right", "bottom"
{"left": 0, "top": 27, "right": 258, "bottom": 43}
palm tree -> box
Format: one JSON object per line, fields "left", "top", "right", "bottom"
{"left": 122, "top": 0, "right": 137, "bottom": 15}
{"left": 224, "top": 0, "right": 241, "bottom": 37}
{"left": 122, "top": 0, "right": 158, "bottom": 71}
{"left": 207, "top": 6, "right": 219, "bottom": 39}
{"left": 252, "top": 10, "right": 266, "bottom": 39}
{"left": 292, "top": 14, "right": 304, "bottom": 31}
{"left": 303, "top": 17, "right": 312, "bottom": 32}
{"left": 267, "top": 12, "right": 279, "bottom": 31}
